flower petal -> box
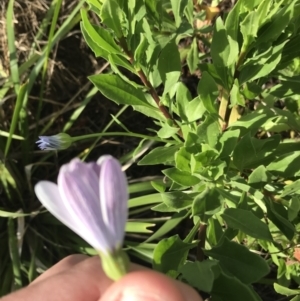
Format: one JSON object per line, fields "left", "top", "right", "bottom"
{"left": 99, "top": 156, "right": 128, "bottom": 248}
{"left": 57, "top": 158, "right": 112, "bottom": 252}
{"left": 34, "top": 181, "right": 100, "bottom": 249}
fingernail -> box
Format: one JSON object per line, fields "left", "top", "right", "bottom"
{"left": 115, "top": 288, "right": 165, "bottom": 301}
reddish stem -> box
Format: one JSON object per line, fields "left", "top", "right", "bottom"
{"left": 118, "top": 36, "right": 183, "bottom": 137}
{"left": 196, "top": 223, "right": 207, "bottom": 261}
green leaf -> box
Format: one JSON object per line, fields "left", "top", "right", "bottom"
{"left": 145, "top": 211, "right": 190, "bottom": 243}
{"left": 212, "top": 270, "right": 263, "bottom": 301}
{"left": 242, "top": 0, "right": 261, "bottom": 10}
{"left": 267, "top": 151, "right": 300, "bottom": 178}
{"left": 229, "top": 111, "right": 270, "bottom": 135}
{"left": 170, "top": 0, "right": 188, "bottom": 28}
{"left": 108, "top": 53, "right": 137, "bottom": 76}
{"left": 134, "top": 34, "right": 149, "bottom": 68}
{"left": 280, "top": 179, "right": 300, "bottom": 198}
{"left": 242, "top": 82, "right": 262, "bottom": 99}
{"left": 81, "top": 9, "right": 122, "bottom": 54}
{"left": 184, "top": 132, "right": 202, "bottom": 153}
{"left": 163, "top": 71, "right": 181, "bottom": 96}
{"left": 230, "top": 79, "right": 245, "bottom": 106}
{"left": 256, "top": 0, "right": 272, "bottom": 29}
{"left": 197, "top": 115, "right": 220, "bottom": 147}
{"left": 175, "top": 147, "right": 191, "bottom": 172}
{"left": 145, "top": 0, "right": 163, "bottom": 26}
{"left": 158, "top": 40, "right": 181, "bottom": 94}
{"left": 89, "top": 74, "right": 151, "bottom": 107}
{"left": 4, "top": 82, "right": 27, "bottom": 157}
{"left": 248, "top": 165, "right": 272, "bottom": 188}
{"left": 153, "top": 235, "right": 197, "bottom": 275}
{"left": 176, "top": 82, "right": 192, "bottom": 121}
{"left": 256, "top": 1, "right": 297, "bottom": 45}
{"left": 211, "top": 17, "right": 231, "bottom": 67}
{"left": 239, "top": 41, "right": 288, "bottom": 84}
{"left": 268, "top": 80, "right": 300, "bottom": 99}
{"left": 126, "top": 222, "right": 154, "bottom": 233}
{"left": 157, "top": 122, "right": 179, "bottom": 139}
{"left": 138, "top": 145, "right": 180, "bottom": 165}
{"left": 207, "top": 217, "right": 224, "bottom": 247}
{"left": 152, "top": 191, "right": 194, "bottom": 212}
{"left": 192, "top": 187, "right": 223, "bottom": 218}
{"left": 221, "top": 208, "right": 273, "bottom": 241}
{"left": 274, "top": 283, "right": 300, "bottom": 296}
{"left": 265, "top": 198, "right": 295, "bottom": 241}
{"left": 204, "top": 237, "right": 270, "bottom": 284}
{"left": 100, "top": 0, "right": 128, "bottom": 38}
{"left": 279, "top": 34, "right": 300, "bottom": 70}
{"left": 240, "top": 11, "right": 259, "bottom": 49}
{"left": 230, "top": 180, "right": 264, "bottom": 201}
{"left": 132, "top": 103, "right": 164, "bottom": 121}
{"left": 8, "top": 218, "right": 22, "bottom": 289}
{"left": 163, "top": 167, "right": 201, "bottom": 186}
{"left": 232, "top": 133, "right": 280, "bottom": 170}
{"left": 197, "top": 71, "right": 218, "bottom": 114}
{"left": 6, "top": 0, "right": 20, "bottom": 94}
{"left": 217, "top": 129, "right": 240, "bottom": 158}
{"left": 81, "top": 20, "right": 134, "bottom": 73}
{"left": 225, "top": 0, "right": 241, "bottom": 59}
{"left": 288, "top": 196, "right": 300, "bottom": 222}
{"left": 191, "top": 149, "right": 225, "bottom": 181}
{"left": 186, "top": 38, "right": 198, "bottom": 73}
{"left": 185, "top": 96, "right": 206, "bottom": 122}
{"left": 180, "top": 260, "right": 220, "bottom": 293}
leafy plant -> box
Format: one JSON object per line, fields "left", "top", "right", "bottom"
{"left": 2, "top": 0, "right": 300, "bottom": 300}
{"left": 80, "top": 0, "right": 300, "bottom": 300}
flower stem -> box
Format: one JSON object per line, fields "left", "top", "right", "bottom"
{"left": 71, "top": 131, "right": 177, "bottom": 144}
{"left": 100, "top": 249, "right": 130, "bottom": 281}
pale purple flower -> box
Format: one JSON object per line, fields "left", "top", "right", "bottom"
{"left": 36, "top": 133, "right": 72, "bottom": 150}
{"left": 34, "top": 155, "right": 128, "bottom": 254}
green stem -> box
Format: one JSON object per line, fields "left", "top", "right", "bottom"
{"left": 100, "top": 249, "right": 130, "bottom": 281}
{"left": 71, "top": 132, "right": 178, "bottom": 144}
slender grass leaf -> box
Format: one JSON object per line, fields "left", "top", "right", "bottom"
{"left": 6, "top": 0, "right": 20, "bottom": 94}
{"left": 4, "top": 82, "right": 27, "bottom": 157}
{"left": 126, "top": 222, "right": 154, "bottom": 233}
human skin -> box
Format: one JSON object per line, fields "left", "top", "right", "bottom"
{"left": 1, "top": 255, "right": 203, "bottom": 301}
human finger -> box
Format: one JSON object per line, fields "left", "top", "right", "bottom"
{"left": 100, "top": 269, "right": 203, "bottom": 301}
{"left": 31, "top": 254, "right": 89, "bottom": 285}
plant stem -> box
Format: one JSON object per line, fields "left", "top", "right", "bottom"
{"left": 118, "top": 36, "right": 183, "bottom": 138}
{"left": 196, "top": 223, "right": 207, "bottom": 261}
{"left": 71, "top": 132, "right": 177, "bottom": 144}
{"left": 218, "top": 89, "right": 229, "bottom": 130}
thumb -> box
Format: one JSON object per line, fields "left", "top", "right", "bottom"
{"left": 100, "top": 270, "right": 202, "bottom": 301}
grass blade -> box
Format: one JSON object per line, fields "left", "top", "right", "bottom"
{"left": 4, "top": 82, "right": 28, "bottom": 157}
{"left": 6, "top": 0, "right": 19, "bottom": 94}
